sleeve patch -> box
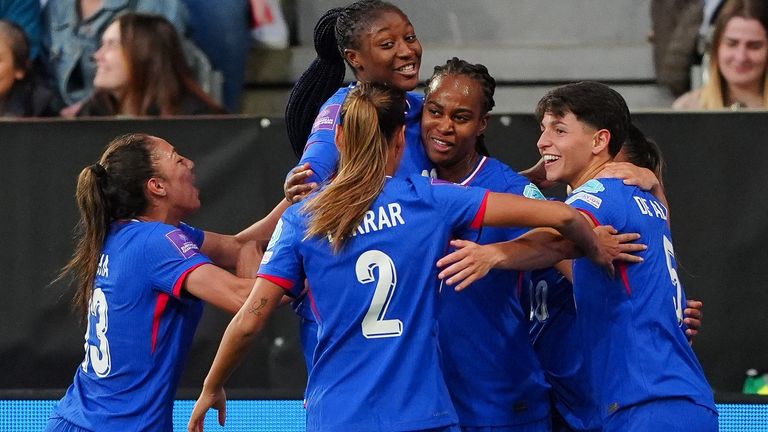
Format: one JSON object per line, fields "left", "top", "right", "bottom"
{"left": 165, "top": 229, "right": 200, "bottom": 259}
{"left": 566, "top": 192, "right": 603, "bottom": 209}
{"left": 523, "top": 183, "right": 546, "bottom": 200}
{"left": 572, "top": 179, "right": 605, "bottom": 194}
{"left": 311, "top": 104, "right": 341, "bottom": 132}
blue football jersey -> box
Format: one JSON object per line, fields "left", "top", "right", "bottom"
{"left": 528, "top": 267, "right": 601, "bottom": 431}
{"left": 258, "top": 175, "right": 489, "bottom": 432}
{"left": 565, "top": 178, "right": 716, "bottom": 420}
{"left": 53, "top": 220, "right": 211, "bottom": 431}
{"left": 438, "top": 156, "right": 552, "bottom": 427}
{"left": 297, "top": 84, "right": 434, "bottom": 183}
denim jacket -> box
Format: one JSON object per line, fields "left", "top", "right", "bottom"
{"left": 42, "top": 0, "right": 187, "bottom": 104}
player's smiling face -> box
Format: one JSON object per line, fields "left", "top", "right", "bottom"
{"left": 422, "top": 74, "right": 488, "bottom": 177}
{"left": 537, "top": 111, "right": 598, "bottom": 187}
{"left": 344, "top": 10, "right": 422, "bottom": 91}
{"left": 150, "top": 137, "right": 201, "bottom": 218}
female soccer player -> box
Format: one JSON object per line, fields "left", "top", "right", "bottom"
{"left": 45, "top": 133, "right": 272, "bottom": 431}
{"left": 284, "top": 0, "right": 431, "bottom": 194}
{"left": 187, "top": 83, "right": 619, "bottom": 432}
{"left": 440, "top": 82, "right": 718, "bottom": 431}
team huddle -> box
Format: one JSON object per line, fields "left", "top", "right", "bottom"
{"left": 45, "top": 1, "right": 718, "bottom": 432}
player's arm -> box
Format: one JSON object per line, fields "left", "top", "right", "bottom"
{"left": 201, "top": 200, "right": 291, "bottom": 270}
{"left": 187, "top": 278, "right": 286, "bottom": 431}
{"left": 482, "top": 192, "right": 629, "bottom": 274}
{"left": 437, "top": 224, "right": 643, "bottom": 290}
{"left": 183, "top": 264, "right": 256, "bottom": 314}
{"left": 684, "top": 299, "right": 704, "bottom": 342}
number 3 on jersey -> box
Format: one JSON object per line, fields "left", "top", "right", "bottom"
{"left": 356, "top": 250, "right": 403, "bottom": 339}
{"left": 81, "top": 287, "right": 112, "bottom": 377}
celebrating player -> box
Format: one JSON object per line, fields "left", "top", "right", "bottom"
{"left": 45, "top": 134, "right": 274, "bottom": 431}
{"left": 187, "top": 82, "right": 620, "bottom": 432}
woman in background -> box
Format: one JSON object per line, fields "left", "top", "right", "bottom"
{"left": 75, "top": 13, "right": 224, "bottom": 117}
{"left": 674, "top": 0, "right": 768, "bottom": 109}
{"left": 0, "top": 20, "right": 60, "bottom": 117}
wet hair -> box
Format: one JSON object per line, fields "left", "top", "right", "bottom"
{"left": 303, "top": 82, "right": 406, "bottom": 252}
{"left": 0, "top": 20, "right": 29, "bottom": 73}
{"left": 93, "top": 13, "right": 223, "bottom": 116}
{"left": 701, "top": 0, "right": 768, "bottom": 108}
{"left": 535, "top": 81, "right": 631, "bottom": 156}
{"left": 425, "top": 57, "right": 496, "bottom": 156}
{"left": 621, "top": 124, "right": 665, "bottom": 182}
{"left": 57, "top": 133, "right": 158, "bottom": 320}
{"left": 285, "top": 1, "right": 405, "bottom": 157}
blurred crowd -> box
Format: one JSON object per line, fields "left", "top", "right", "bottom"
{"left": 0, "top": 0, "right": 766, "bottom": 119}
{"left": 0, "top": 0, "right": 289, "bottom": 118}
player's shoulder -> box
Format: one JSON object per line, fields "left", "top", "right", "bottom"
{"left": 481, "top": 157, "right": 544, "bottom": 198}
{"left": 310, "top": 86, "right": 350, "bottom": 135}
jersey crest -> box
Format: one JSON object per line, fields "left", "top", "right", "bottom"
{"left": 311, "top": 104, "right": 341, "bottom": 132}
{"left": 165, "top": 229, "right": 200, "bottom": 259}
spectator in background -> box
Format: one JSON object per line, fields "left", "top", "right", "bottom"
{"left": 182, "top": 0, "right": 250, "bottom": 112}
{"left": 0, "top": 19, "right": 61, "bottom": 116}
{"left": 0, "top": 0, "right": 41, "bottom": 60}
{"left": 650, "top": 0, "right": 704, "bottom": 97}
{"left": 41, "top": 0, "right": 188, "bottom": 109}
{"left": 674, "top": 0, "right": 768, "bottom": 108}
{"left": 75, "top": 13, "right": 225, "bottom": 117}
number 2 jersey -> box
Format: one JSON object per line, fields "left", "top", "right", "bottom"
{"left": 565, "top": 178, "right": 716, "bottom": 420}
{"left": 52, "top": 220, "right": 211, "bottom": 431}
{"left": 258, "top": 175, "right": 489, "bottom": 432}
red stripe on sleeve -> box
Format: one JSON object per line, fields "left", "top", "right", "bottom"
{"left": 517, "top": 271, "right": 524, "bottom": 298}
{"left": 617, "top": 262, "right": 632, "bottom": 296}
{"left": 172, "top": 263, "right": 207, "bottom": 298}
{"left": 470, "top": 190, "right": 491, "bottom": 230}
{"left": 577, "top": 209, "right": 601, "bottom": 227}
{"left": 258, "top": 274, "right": 296, "bottom": 291}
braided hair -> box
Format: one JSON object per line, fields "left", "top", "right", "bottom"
{"left": 284, "top": 0, "right": 404, "bottom": 158}
{"left": 425, "top": 57, "right": 496, "bottom": 156}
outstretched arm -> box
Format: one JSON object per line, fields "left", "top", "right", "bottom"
{"left": 437, "top": 225, "right": 644, "bottom": 291}
{"left": 184, "top": 264, "right": 256, "bottom": 314}
{"left": 201, "top": 199, "right": 290, "bottom": 270}
{"left": 483, "top": 192, "right": 621, "bottom": 274}
{"left": 187, "top": 278, "right": 286, "bottom": 431}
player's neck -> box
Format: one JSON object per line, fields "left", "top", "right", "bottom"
{"left": 569, "top": 157, "right": 612, "bottom": 191}
{"left": 136, "top": 206, "right": 181, "bottom": 227}
{"left": 436, "top": 151, "right": 480, "bottom": 184}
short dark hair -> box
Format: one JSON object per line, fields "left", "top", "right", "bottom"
{"left": 535, "top": 81, "right": 631, "bottom": 156}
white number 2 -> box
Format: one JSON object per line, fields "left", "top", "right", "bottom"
{"left": 355, "top": 250, "right": 403, "bottom": 339}
{"left": 81, "top": 288, "right": 112, "bottom": 377}
{"left": 663, "top": 235, "right": 684, "bottom": 325}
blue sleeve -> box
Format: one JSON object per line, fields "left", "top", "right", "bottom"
{"left": 143, "top": 224, "right": 212, "bottom": 298}
{"left": 295, "top": 93, "right": 346, "bottom": 183}
{"left": 423, "top": 178, "right": 490, "bottom": 231}
{"left": 258, "top": 208, "right": 305, "bottom": 298}
{"left": 178, "top": 222, "right": 205, "bottom": 246}
{"left": 565, "top": 179, "right": 626, "bottom": 229}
